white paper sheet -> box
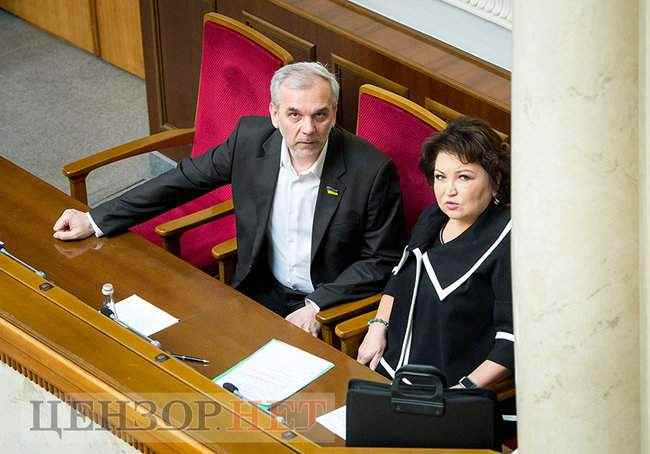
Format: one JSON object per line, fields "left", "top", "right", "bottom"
{"left": 316, "top": 405, "right": 346, "bottom": 440}
{"left": 114, "top": 294, "right": 179, "bottom": 336}
{"left": 213, "top": 339, "right": 334, "bottom": 404}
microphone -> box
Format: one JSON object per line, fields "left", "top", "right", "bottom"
{"left": 222, "top": 382, "right": 244, "bottom": 398}
{"left": 99, "top": 305, "right": 161, "bottom": 348}
{"left": 101, "top": 305, "right": 210, "bottom": 364}
{"left": 0, "top": 241, "right": 47, "bottom": 278}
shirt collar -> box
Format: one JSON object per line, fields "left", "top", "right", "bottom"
{"left": 280, "top": 139, "right": 329, "bottom": 178}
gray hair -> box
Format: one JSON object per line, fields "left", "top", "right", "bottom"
{"left": 270, "top": 62, "right": 340, "bottom": 106}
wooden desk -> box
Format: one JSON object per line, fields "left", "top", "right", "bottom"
{"left": 0, "top": 157, "right": 497, "bottom": 453}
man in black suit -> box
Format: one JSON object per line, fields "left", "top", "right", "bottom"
{"left": 53, "top": 62, "right": 405, "bottom": 336}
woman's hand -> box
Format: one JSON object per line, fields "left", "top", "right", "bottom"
{"left": 357, "top": 323, "right": 388, "bottom": 370}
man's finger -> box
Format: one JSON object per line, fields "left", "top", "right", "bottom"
{"left": 53, "top": 213, "right": 69, "bottom": 231}
{"left": 53, "top": 228, "right": 81, "bottom": 240}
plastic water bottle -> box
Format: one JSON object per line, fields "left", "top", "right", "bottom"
{"left": 101, "top": 283, "right": 118, "bottom": 320}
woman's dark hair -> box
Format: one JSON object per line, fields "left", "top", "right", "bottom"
{"left": 419, "top": 116, "right": 510, "bottom": 206}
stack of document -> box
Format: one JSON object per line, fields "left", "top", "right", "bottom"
{"left": 316, "top": 406, "right": 347, "bottom": 440}
{"left": 213, "top": 339, "right": 334, "bottom": 405}
{"left": 115, "top": 294, "right": 179, "bottom": 336}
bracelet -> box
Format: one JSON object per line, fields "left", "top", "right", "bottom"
{"left": 367, "top": 317, "right": 389, "bottom": 328}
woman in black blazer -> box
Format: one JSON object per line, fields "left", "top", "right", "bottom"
{"left": 357, "top": 116, "right": 513, "bottom": 389}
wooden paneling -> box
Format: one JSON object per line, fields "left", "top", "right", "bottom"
{"left": 139, "top": 0, "right": 215, "bottom": 160}
{"left": 242, "top": 11, "right": 316, "bottom": 62}
{"left": 139, "top": 0, "right": 165, "bottom": 136}
{"left": 96, "top": 0, "right": 144, "bottom": 77}
{"left": 158, "top": 0, "right": 214, "bottom": 130}
{"left": 293, "top": 0, "right": 510, "bottom": 104}
{"left": 331, "top": 54, "right": 408, "bottom": 132}
{"left": 220, "top": 0, "right": 511, "bottom": 133}
{"left": 425, "top": 97, "right": 464, "bottom": 123}
{"left": 0, "top": 0, "right": 99, "bottom": 53}
{"left": 140, "top": 0, "right": 511, "bottom": 161}
{"left": 425, "top": 97, "right": 509, "bottom": 141}
{"left": 2, "top": 0, "right": 145, "bottom": 79}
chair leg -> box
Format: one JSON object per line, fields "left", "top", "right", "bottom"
{"left": 217, "top": 257, "right": 236, "bottom": 285}
{"left": 340, "top": 334, "right": 363, "bottom": 358}
{"left": 69, "top": 176, "right": 88, "bottom": 205}
{"left": 162, "top": 236, "right": 181, "bottom": 257}
{"left": 320, "top": 324, "right": 341, "bottom": 348}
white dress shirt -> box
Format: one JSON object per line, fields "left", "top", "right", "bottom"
{"left": 266, "top": 139, "right": 328, "bottom": 295}
{"left": 88, "top": 212, "right": 104, "bottom": 237}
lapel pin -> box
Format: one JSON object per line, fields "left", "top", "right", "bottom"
{"left": 326, "top": 186, "right": 339, "bottom": 197}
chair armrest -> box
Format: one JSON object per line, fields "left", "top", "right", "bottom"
{"left": 155, "top": 199, "right": 234, "bottom": 238}
{"left": 334, "top": 311, "right": 376, "bottom": 340}
{"left": 316, "top": 293, "right": 381, "bottom": 325}
{"left": 154, "top": 199, "right": 234, "bottom": 256}
{"left": 211, "top": 237, "right": 238, "bottom": 260}
{"left": 333, "top": 310, "right": 376, "bottom": 357}
{"left": 316, "top": 294, "right": 381, "bottom": 347}
{"left": 63, "top": 128, "right": 195, "bottom": 204}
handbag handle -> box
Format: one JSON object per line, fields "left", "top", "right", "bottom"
{"left": 390, "top": 364, "right": 446, "bottom": 416}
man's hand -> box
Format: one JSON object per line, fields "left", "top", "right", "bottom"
{"left": 285, "top": 305, "right": 321, "bottom": 337}
{"left": 53, "top": 209, "right": 94, "bottom": 241}
{"left": 357, "top": 323, "right": 387, "bottom": 370}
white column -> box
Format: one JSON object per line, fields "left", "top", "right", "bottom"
{"left": 512, "top": 1, "right": 640, "bottom": 452}
{"left": 641, "top": 0, "right": 649, "bottom": 452}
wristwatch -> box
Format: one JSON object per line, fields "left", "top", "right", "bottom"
{"left": 458, "top": 376, "right": 477, "bottom": 389}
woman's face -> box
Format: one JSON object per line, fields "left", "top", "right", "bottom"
{"left": 433, "top": 151, "right": 494, "bottom": 227}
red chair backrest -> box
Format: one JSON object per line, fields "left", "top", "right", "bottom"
{"left": 190, "top": 15, "right": 293, "bottom": 204}
{"left": 356, "top": 85, "right": 446, "bottom": 230}
{"left": 192, "top": 15, "right": 292, "bottom": 157}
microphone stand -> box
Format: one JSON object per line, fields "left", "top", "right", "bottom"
{"left": 0, "top": 241, "right": 47, "bottom": 278}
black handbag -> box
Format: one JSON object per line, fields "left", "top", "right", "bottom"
{"left": 346, "top": 364, "right": 499, "bottom": 449}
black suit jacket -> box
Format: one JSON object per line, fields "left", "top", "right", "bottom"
{"left": 91, "top": 116, "right": 406, "bottom": 309}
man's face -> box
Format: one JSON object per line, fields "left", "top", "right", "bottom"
{"left": 269, "top": 78, "right": 337, "bottom": 161}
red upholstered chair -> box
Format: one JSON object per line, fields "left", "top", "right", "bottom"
{"left": 317, "top": 84, "right": 447, "bottom": 347}
{"left": 63, "top": 13, "right": 292, "bottom": 275}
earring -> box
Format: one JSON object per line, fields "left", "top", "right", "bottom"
{"left": 493, "top": 194, "right": 500, "bottom": 206}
